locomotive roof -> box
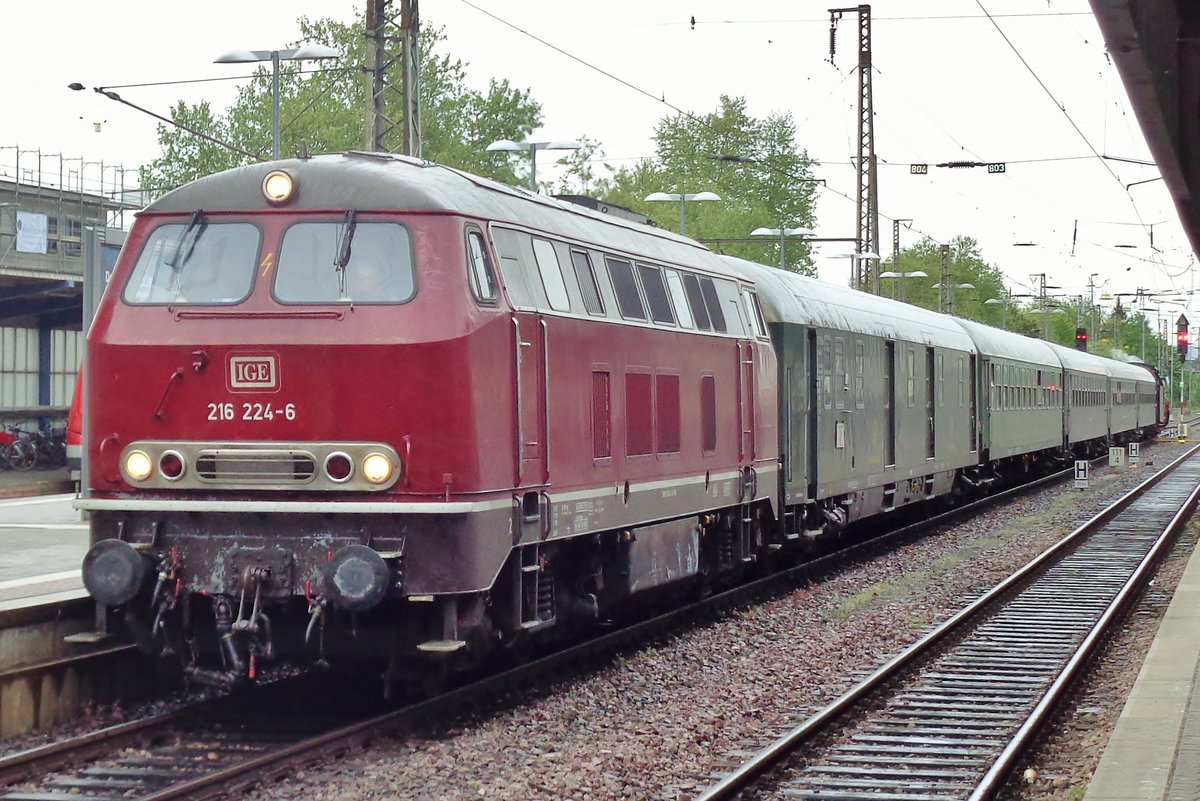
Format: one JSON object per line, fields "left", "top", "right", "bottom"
{"left": 145, "top": 152, "right": 752, "bottom": 283}
{"left": 729, "top": 257, "right": 977, "bottom": 350}
{"left": 952, "top": 318, "right": 1061, "bottom": 367}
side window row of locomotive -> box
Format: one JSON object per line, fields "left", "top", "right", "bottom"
{"left": 481, "top": 225, "right": 770, "bottom": 340}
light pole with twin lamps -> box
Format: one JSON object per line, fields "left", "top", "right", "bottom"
{"left": 933, "top": 282, "right": 975, "bottom": 315}
{"left": 878, "top": 270, "right": 928, "bottom": 302}
{"left": 750, "top": 226, "right": 814, "bottom": 270}
{"left": 486, "top": 139, "right": 582, "bottom": 193}
{"left": 214, "top": 44, "right": 342, "bottom": 160}
{"left": 645, "top": 191, "right": 721, "bottom": 235}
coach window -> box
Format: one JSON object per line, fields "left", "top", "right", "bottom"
{"left": 681, "top": 273, "right": 712, "bottom": 331}
{"left": 465, "top": 228, "right": 497, "bottom": 303}
{"left": 531, "top": 238, "right": 570, "bottom": 312}
{"left": 931, "top": 354, "right": 940, "bottom": 410}
{"left": 906, "top": 348, "right": 916, "bottom": 407}
{"left": 834, "top": 338, "right": 845, "bottom": 410}
{"left": 125, "top": 221, "right": 260, "bottom": 305}
{"left": 606, "top": 257, "right": 646, "bottom": 320}
{"left": 570, "top": 250, "right": 604, "bottom": 316}
{"left": 275, "top": 221, "right": 415, "bottom": 304}
{"left": 638, "top": 264, "right": 676, "bottom": 325}
{"left": 854, "top": 341, "right": 865, "bottom": 409}
{"left": 958, "top": 357, "right": 964, "bottom": 406}
{"left": 699, "top": 278, "right": 727, "bottom": 333}
{"left": 822, "top": 336, "right": 834, "bottom": 410}
{"left": 664, "top": 270, "right": 694, "bottom": 329}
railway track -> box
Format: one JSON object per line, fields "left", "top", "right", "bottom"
{"left": 695, "top": 443, "right": 1200, "bottom": 801}
{"left": 0, "top": 445, "right": 1176, "bottom": 800}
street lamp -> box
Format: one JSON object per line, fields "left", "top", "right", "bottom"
{"left": 486, "top": 139, "right": 582, "bottom": 193}
{"left": 645, "top": 191, "right": 721, "bottom": 235}
{"left": 750, "top": 226, "right": 814, "bottom": 269}
{"left": 214, "top": 44, "right": 342, "bottom": 160}
{"left": 932, "top": 282, "right": 975, "bottom": 315}
{"left": 829, "top": 251, "right": 881, "bottom": 289}
{"left": 878, "top": 269, "right": 928, "bottom": 302}
{"left": 984, "top": 296, "right": 1009, "bottom": 329}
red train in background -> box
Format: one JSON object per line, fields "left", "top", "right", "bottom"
{"left": 76, "top": 152, "right": 1163, "bottom": 691}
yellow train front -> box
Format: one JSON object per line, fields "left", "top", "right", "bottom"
{"left": 78, "top": 154, "right": 780, "bottom": 689}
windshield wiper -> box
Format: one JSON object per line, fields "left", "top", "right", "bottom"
{"left": 166, "top": 210, "right": 207, "bottom": 270}
{"left": 334, "top": 209, "right": 358, "bottom": 298}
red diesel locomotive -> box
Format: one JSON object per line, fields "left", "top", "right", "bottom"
{"left": 79, "top": 153, "right": 779, "bottom": 688}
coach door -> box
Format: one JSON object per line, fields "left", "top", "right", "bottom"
{"left": 512, "top": 312, "right": 549, "bottom": 487}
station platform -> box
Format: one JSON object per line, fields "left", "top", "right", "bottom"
{"left": 1085, "top": 492, "right": 1200, "bottom": 799}
{"left": 0, "top": 467, "right": 72, "bottom": 500}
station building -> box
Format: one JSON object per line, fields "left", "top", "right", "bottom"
{"left": 0, "top": 148, "right": 139, "bottom": 428}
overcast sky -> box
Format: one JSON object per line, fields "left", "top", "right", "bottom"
{"left": 4, "top": 0, "right": 1191, "bottom": 319}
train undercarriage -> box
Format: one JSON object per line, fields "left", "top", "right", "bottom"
{"left": 82, "top": 427, "right": 1158, "bottom": 693}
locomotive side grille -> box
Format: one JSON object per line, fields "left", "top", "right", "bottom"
{"left": 195, "top": 450, "right": 317, "bottom": 483}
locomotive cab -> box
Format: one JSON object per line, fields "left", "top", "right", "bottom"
{"left": 80, "top": 158, "right": 528, "bottom": 687}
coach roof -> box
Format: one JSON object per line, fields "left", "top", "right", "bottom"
{"left": 954, "top": 318, "right": 1061, "bottom": 368}
{"left": 731, "top": 256, "right": 976, "bottom": 350}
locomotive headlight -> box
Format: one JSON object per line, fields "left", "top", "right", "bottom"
{"left": 261, "top": 170, "right": 295, "bottom": 205}
{"left": 125, "top": 450, "right": 153, "bottom": 482}
{"left": 361, "top": 452, "right": 394, "bottom": 484}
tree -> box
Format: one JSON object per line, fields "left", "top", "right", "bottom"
{"left": 139, "top": 101, "right": 245, "bottom": 195}
{"left": 599, "top": 96, "right": 819, "bottom": 275}
{"left": 878, "top": 237, "right": 1008, "bottom": 322}
{"left": 140, "top": 17, "right": 543, "bottom": 197}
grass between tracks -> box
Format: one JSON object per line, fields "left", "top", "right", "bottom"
{"left": 829, "top": 467, "right": 1134, "bottom": 624}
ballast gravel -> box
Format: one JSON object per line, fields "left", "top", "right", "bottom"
{"left": 233, "top": 439, "right": 1194, "bottom": 801}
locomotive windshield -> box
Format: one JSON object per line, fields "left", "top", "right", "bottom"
{"left": 275, "top": 221, "right": 415, "bottom": 304}
{"left": 123, "top": 222, "right": 259, "bottom": 305}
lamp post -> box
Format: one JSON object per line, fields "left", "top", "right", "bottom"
{"left": 750, "top": 226, "right": 814, "bottom": 269}
{"left": 932, "top": 282, "right": 975, "bottom": 315}
{"left": 214, "top": 44, "right": 342, "bottom": 160}
{"left": 878, "top": 270, "right": 928, "bottom": 302}
{"left": 645, "top": 191, "right": 721, "bottom": 235}
{"left": 486, "top": 139, "right": 582, "bottom": 193}
{"left": 829, "top": 251, "right": 881, "bottom": 290}
{"left": 984, "top": 295, "right": 1010, "bottom": 329}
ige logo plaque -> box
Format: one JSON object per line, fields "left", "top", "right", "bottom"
{"left": 228, "top": 354, "right": 279, "bottom": 393}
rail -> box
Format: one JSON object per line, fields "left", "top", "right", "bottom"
{"left": 694, "top": 443, "right": 1200, "bottom": 800}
